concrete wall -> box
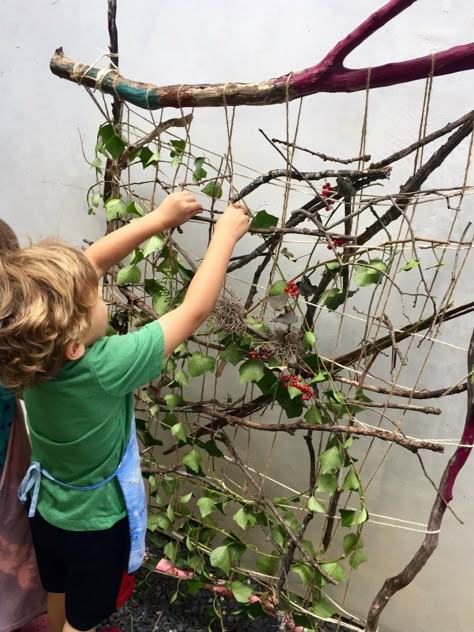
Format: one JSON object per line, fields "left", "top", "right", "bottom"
{"left": 1, "top": 1, "right": 473, "bottom": 630}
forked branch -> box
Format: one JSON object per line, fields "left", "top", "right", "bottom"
{"left": 50, "top": 0, "right": 474, "bottom": 110}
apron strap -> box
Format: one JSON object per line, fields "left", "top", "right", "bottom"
{"left": 18, "top": 460, "right": 121, "bottom": 517}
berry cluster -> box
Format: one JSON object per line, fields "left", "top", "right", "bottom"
{"left": 284, "top": 281, "right": 299, "bottom": 298}
{"left": 322, "top": 182, "right": 335, "bottom": 210}
{"left": 248, "top": 346, "right": 271, "bottom": 361}
{"left": 279, "top": 375, "right": 315, "bottom": 401}
{"left": 327, "top": 238, "right": 346, "bottom": 250}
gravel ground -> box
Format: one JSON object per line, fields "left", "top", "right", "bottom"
{"left": 104, "top": 565, "right": 352, "bottom": 632}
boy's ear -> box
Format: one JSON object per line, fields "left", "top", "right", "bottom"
{"left": 64, "top": 341, "right": 85, "bottom": 361}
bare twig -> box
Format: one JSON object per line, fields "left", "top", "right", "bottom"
{"left": 271, "top": 138, "right": 371, "bottom": 164}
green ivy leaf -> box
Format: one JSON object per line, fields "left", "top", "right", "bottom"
{"left": 147, "top": 512, "right": 171, "bottom": 532}
{"left": 239, "top": 359, "right": 265, "bottom": 384}
{"left": 316, "top": 473, "right": 338, "bottom": 494}
{"left": 230, "top": 580, "right": 254, "bottom": 603}
{"left": 170, "top": 422, "right": 187, "bottom": 443}
{"left": 197, "top": 497, "right": 216, "bottom": 518}
{"left": 271, "top": 526, "right": 286, "bottom": 548}
{"left": 188, "top": 352, "right": 216, "bottom": 377}
{"left": 319, "top": 288, "right": 346, "bottom": 311}
{"left": 304, "top": 331, "right": 316, "bottom": 348}
{"left": 91, "top": 156, "right": 102, "bottom": 173}
{"left": 307, "top": 496, "right": 326, "bottom": 513}
{"left": 354, "top": 258, "right": 387, "bottom": 287}
{"left": 343, "top": 533, "right": 364, "bottom": 555}
{"left": 182, "top": 448, "right": 202, "bottom": 473}
{"left": 220, "top": 342, "right": 245, "bottom": 366}
{"left": 91, "top": 193, "right": 101, "bottom": 208}
{"left": 143, "top": 234, "right": 164, "bottom": 258}
{"left": 350, "top": 549, "right": 368, "bottom": 569}
{"left": 192, "top": 157, "right": 208, "bottom": 183}
{"left": 98, "top": 123, "right": 127, "bottom": 159}
{"left": 292, "top": 562, "right": 314, "bottom": 586}
{"left": 170, "top": 139, "right": 186, "bottom": 156}
{"left": 313, "top": 596, "right": 337, "bottom": 618}
{"left": 105, "top": 198, "right": 128, "bottom": 221}
{"left": 305, "top": 406, "right": 323, "bottom": 425}
{"left": 287, "top": 385, "right": 302, "bottom": 400}
{"left": 201, "top": 180, "right": 223, "bottom": 199}
{"left": 164, "top": 541, "right": 177, "bottom": 563}
{"left": 233, "top": 507, "right": 256, "bottom": 530}
{"left": 399, "top": 259, "right": 420, "bottom": 272}
{"left": 343, "top": 470, "right": 360, "bottom": 491}
{"left": 256, "top": 554, "right": 279, "bottom": 576}
{"left": 152, "top": 289, "right": 169, "bottom": 317}
{"left": 318, "top": 445, "right": 343, "bottom": 474}
{"left": 339, "top": 508, "right": 367, "bottom": 528}
{"left": 250, "top": 210, "right": 279, "bottom": 230}
{"left": 116, "top": 265, "right": 141, "bottom": 285}
{"left": 320, "top": 561, "right": 346, "bottom": 583}
{"left": 210, "top": 545, "right": 231, "bottom": 576}
{"left": 164, "top": 393, "right": 181, "bottom": 412}
{"left": 174, "top": 369, "right": 189, "bottom": 386}
{"left": 269, "top": 280, "right": 287, "bottom": 296}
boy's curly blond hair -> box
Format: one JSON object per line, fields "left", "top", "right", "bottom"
{"left": 0, "top": 240, "right": 99, "bottom": 391}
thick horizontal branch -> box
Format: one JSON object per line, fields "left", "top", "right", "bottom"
{"left": 50, "top": 0, "right": 474, "bottom": 110}
{"left": 197, "top": 406, "right": 443, "bottom": 453}
{"left": 50, "top": 44, "right": 474, "bottom": 111}
{"left": 336, "top": 377, "right": 468, "bottom": 400}
{"left": 231, "top": 168, "right": 390, "bottom": 202}
{"left": 335, "top": 301, "right": 474, "bottom": 367}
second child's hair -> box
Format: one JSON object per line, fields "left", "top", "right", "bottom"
{"left": 0, "top": 240, "right": 99, "bottom": 391}
{"left": 0, "top": 219, "right": 19, "bottom": 253}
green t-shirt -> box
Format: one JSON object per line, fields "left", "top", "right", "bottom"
{"left": 23, "top": 320, "right": 164, "bottom": 531}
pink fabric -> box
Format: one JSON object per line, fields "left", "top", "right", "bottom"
{"left": 0, "top": 404, "right": 46, "bottom": 632}
{"left": 19, "top": 614, "right": 48, "bottom": 632}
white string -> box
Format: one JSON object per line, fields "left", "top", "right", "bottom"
{"left": 222, "top": 462, "right": 445, "bottom": 534}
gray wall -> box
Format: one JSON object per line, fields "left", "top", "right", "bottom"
{"left": 1, "top": 1, "right": 473, "bottom": 630}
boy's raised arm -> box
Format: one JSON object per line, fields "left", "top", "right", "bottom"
{"left": 85, "top": 192, "right": 202, "bottom": 277}
{"left": 158, "top": 204, "right": 249, "bottom": 356}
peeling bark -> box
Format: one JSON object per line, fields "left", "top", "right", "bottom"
{"left": 50, "top": 0, "right": 474, "bottom": 111}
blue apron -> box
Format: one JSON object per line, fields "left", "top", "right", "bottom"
{"left": 18, "top": 417, "right": 146, "bottom": 574}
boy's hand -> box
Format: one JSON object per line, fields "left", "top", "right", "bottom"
{"left": 155, "top": 191, "right": 202, "bottom": 228}
{"left": 215, "top": 204, "right": 250, "bottom": 243}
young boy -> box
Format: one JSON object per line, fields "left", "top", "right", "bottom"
{"left": 0, "top": 192, "right": 249, "bottom": 632}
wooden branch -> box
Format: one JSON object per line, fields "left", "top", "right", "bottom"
{"left": 335, "top": 377, "right": 468, "bottom": 400}
{"left": 304, "top": 117, "right": 474, "bottom": 328}
{"left": 371, "top": 109, "right": 474, "bottom": 169}
{"left": 277, "top": 431, "right": 316, "bottom": 594}
{"left": 50, "top": 1, "right": 474, "bottom": 110}
{"left": 197, "top": 406, "right": 443, "bottom": 453}
{"left": 271, "top": 139, "right": 371, "bottom": 165}
{"left": 365, "top": 329, "right": 474, "bottom": 631}
{"left": 231, "top": 168, "right": 390, "bottom": 202}
{"left": 357, "top": 116, "right": 474, "bottom": 246}
{"left": 335, "top": 301, "right": 474, "bottom": 368}
{"left": 117, "top": 114, "right": 193, "bottom": 169}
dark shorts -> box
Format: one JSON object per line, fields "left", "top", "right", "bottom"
{"left": 30, "top": 511, "right": 135, "bottom": 630}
